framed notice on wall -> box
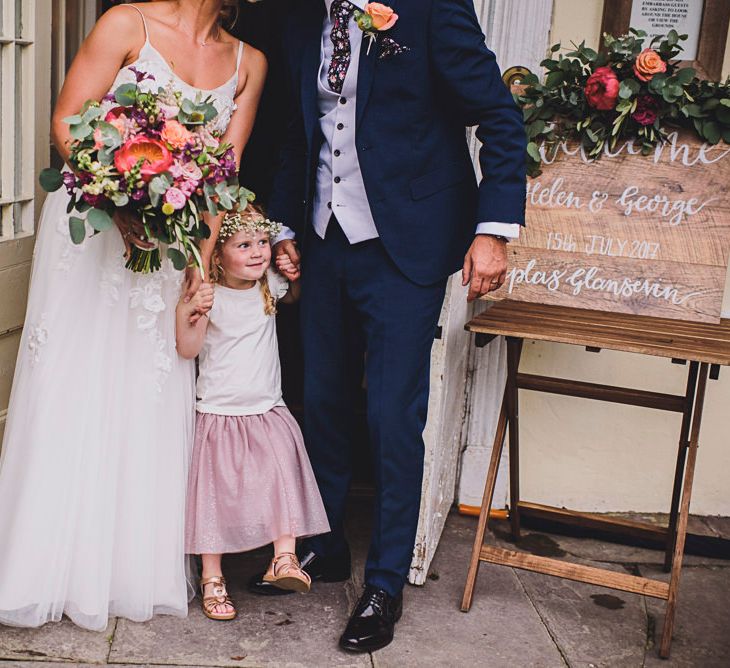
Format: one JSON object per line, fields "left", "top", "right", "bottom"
{"left": 601, "top": 0, "right": 730, "bottom": 81}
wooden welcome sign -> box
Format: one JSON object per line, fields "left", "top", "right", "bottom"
{"left": 492, "top": 131, "right": 730, "bottom": 323}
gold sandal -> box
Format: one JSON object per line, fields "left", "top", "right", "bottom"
{"left": 262, "top": 552, "right": 312, "bottom": 593}
{"left": 200, "top": 575, "right": 237, "bottom": 621}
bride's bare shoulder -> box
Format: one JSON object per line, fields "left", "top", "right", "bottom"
{"left": 92, "top": 4, "right": 147, "bottom": 37}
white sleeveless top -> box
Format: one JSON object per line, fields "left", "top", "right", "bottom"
{"left": 196, "top": 270, "right": 290, "bottom": 416}
{"left": 111, "top": 5, "right": 244, "bottom": 135}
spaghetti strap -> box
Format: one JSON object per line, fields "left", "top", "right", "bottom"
{"left": 124, "top": 4, "right": 149, "bottom": 42}
{"left": 235, "top": 41, "right": 244, "bottom": 70}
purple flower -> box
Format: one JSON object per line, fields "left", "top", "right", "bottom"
{"left": 81, "top": 193, "right": 106, "bottom": 208}
{"left": 131, "top": 188, "right": 146, "bottom": 201}
{"left": 128, "top": 67, "right": 155, "bottom": 84}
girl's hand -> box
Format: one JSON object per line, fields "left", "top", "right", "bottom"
{"left": 186, "top": 282, "right": 215, "bottom": 325}
{"left": 274, "top": 239, "right": 301, "bottom": 282}
{"left": 115, "top": 209, "right": 155, "bottom": 260}
{"left": 275, "top": 252, "right": 301, "bottom": 281}
{"left": 183, "top": 263, "right": 204, "bottom": 304}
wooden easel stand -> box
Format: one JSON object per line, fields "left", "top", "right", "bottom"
{"left": 460, "top": 301, "right": 730, "bottom": 659}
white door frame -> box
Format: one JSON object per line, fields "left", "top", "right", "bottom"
{"left": 409, "top": 0, "right": 554, "bottom": 584}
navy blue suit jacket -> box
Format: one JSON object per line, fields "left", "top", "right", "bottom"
{"left": 268, "top": 0, "right": 526, "bottom": 286}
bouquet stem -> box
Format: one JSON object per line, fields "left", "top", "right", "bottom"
{"left": 125, "top": 246, "right": 162, "bottom": 273}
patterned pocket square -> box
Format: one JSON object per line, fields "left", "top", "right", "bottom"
{"left": 379, "top": 36, "right": 410, "bottom": 60}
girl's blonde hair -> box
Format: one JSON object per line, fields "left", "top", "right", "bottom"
{"left": 211, "top": 202, "right": 277, "bottom": 316}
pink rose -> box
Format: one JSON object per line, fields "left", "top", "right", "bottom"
{"left": 181, "top": 161, "right": 203, "bottom": 181}
{"left": 93, "top": 127, "right": 105, "bottom": 150}
{"left": 164, "top": 186, "right": 187, "bottom": 210}
{"left": 365, "top": 3, "right": 398, "bottom": 31}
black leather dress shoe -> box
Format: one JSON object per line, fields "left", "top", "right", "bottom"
{"left": 339, "top": 585, "right": 403, "bottom": 653}
{"left": 247, "top": 546, "right": 351, "bottom": 596}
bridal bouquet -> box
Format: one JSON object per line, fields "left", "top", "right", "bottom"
{"left": 39, "top": 74, "right": 249, "bottom": 273}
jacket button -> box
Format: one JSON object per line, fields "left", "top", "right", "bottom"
{"left": 337, "top": 123, "right": 344, "bottom": 130}
{"left": 340, "top": 97, "right": 347, "bottom": 105}
{"left": 334, "top": 149, "right": 341, "bottom": 157}
{"left": 327, "top": 201, "right": 332, "bottom": 209}
{"left": 334, "top": 176, "right": 341, "bottom": 184}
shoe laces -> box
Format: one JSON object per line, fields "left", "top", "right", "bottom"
{"left": 355, "top": 586, "right": 389, "bottom": 617}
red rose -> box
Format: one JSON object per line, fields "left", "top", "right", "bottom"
{"left": 585, "top": 66, "right": 620, "bottom": 111}
{"left": 632, "top": 95, "right": 659, "bottom": 126}
{"left": 114, "top": 136, "right": 173, "bottom": 182}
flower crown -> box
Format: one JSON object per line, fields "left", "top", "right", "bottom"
{"left": 218, "top": 209, "right": 283, "bottom": 241}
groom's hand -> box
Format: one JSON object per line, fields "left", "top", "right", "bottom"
{"left": 274, "top": 239, "right": 301, "bottom": 282}
{"left": 462, "top": 235, "right": 508, "bottom": 302}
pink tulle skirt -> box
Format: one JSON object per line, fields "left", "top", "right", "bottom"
{"left": 185, "top": 407, "right": 330, "bottom": 554}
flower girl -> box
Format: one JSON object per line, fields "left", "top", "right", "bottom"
{"left": 176, "top": 203, "right": 329, "bottom": 620}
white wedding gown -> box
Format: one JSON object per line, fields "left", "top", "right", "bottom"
{"left": 0, "top": 20, "right": 243, "bottom": 631}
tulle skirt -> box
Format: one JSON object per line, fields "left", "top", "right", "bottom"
{"left": 0, "top": 188, "right": 196, "bottom": 631}
{"left": 185, "top": 408, "right": 330, "bottom": 554}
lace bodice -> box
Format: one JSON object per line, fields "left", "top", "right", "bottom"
{"left": 107, "top": 8, "right": 242, "bottom": 135}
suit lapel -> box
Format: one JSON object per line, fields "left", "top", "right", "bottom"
{"left": 355, "top": 32, "right": 376, "bottom": 129}
{"left": 355, "top": 0, "right": 399, "bottom": 128}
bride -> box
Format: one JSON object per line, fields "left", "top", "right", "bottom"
{"left": 0, "top": 0, "right": 266, "bottom": 630}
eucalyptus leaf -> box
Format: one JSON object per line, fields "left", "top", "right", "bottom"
{"left": 676, "top": 67, "right": 695, "bottom": 84}
{"left": 164, "top": 247, "right": 186, "bottom": 271}
{"left": 619, "top": 79, "right": 639, "bottom": 99}
{"left": 70, "top": 123, "right": 92, "bottom": 140}
{"left": 545, "top": 71, "right": 564, "bottom": 88}
{"left": 526, "top": 142, "right": 541, "bottom": 162}
{"left": 704, "top": 121, "right": 721, "bottom": 144}
{"left": 114, "top": 83, "right": 138, "bottom": 106}
{"left": 87, "top": 208, "right": 114, "bottom": 232}
{"left": 39, "top": 168, "right": 64, "bottom": 192}
{"left": 82, "top": 105, "right": 104, "bottom": 123}
{"left": 62, "top": 114, "right": 83, "bottom": 125}
{"left": 68, "top": 216, "right": 86, "bottom": 244}
{"left": 716, "top": 105, "right": 730, "bottom": 125}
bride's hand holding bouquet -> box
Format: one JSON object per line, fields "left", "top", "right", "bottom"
{"left": 40, "top": 74, "right": 252, "bottom": 275}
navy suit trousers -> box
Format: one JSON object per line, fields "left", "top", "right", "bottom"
{"left": 300, "top": 220, "right": 446, "bottom": 596}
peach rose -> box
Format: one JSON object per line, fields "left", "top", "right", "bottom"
{"left": 365, "top": 3, "right": 398, "bottom": 31}
{"left": 633, "top": 48, "right": 667, "bottom": 82}
{"left": 114, "top": 136, "right": 173, "bottom": 181}
{"left": 160, "top": 120, "right": 193, "bottom": 150}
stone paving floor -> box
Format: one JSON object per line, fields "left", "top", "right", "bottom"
{"left": 1, "top": 499, "right": 728, "bottom": 667}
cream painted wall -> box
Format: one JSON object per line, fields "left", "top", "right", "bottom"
{"left": 512, "top": 0, "right": 730, "bottom": 515}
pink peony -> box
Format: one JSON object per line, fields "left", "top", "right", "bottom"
{"left": 585, "top": 66, "right": 620, "bottom": 111}
{"left": 114, "top": 136, "right": 173, "bottom": 181}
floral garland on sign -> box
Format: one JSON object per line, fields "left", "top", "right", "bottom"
{"left": 518, "top": 29, "right": 730, "bottom": 176}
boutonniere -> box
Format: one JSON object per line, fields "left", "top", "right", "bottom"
{"left": 354, "top": 3, "right": 409, "bottom": 57}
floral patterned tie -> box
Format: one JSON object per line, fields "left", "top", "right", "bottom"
{"left": 327, "top": 0, "right": 356, "bottom": 94}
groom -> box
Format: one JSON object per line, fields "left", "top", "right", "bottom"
{"left": 250, "top": 0, "right": 525, "bottom": 652}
